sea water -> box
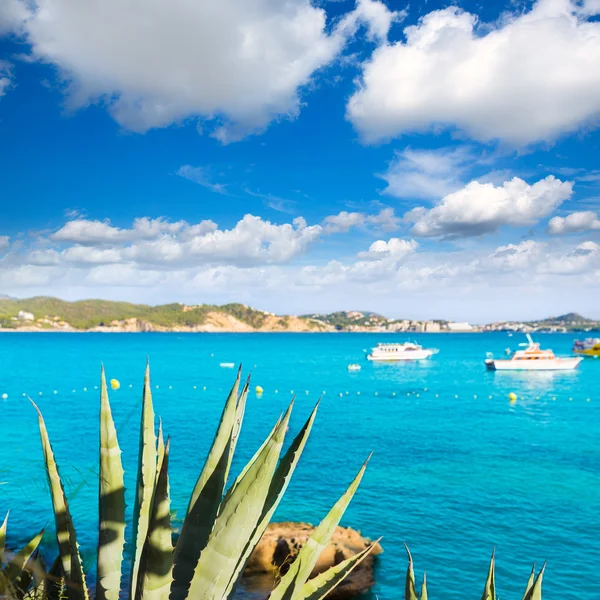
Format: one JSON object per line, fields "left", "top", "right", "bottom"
{"left": 0, "top": 332, "right": 598, "bottom": 599}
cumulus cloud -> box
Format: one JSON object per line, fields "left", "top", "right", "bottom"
{"left": 407, "top": 176, "right": 573, "bottom": 238}
{"left": 0, "top": 236, "right": 9, "bottom": 253}
{"left": 323, "top": 211, "right": 366, "bottom": 233}
{"left": 358, "top": 237, "right": 418, "bottom": 260}
{"left": 10, "top": 0, "right": 395, "bottom": 140}
{"left": 44, "top": 214, "right": 323, "bottom": 268}
{"left": 51, "top": 217, "right": 218, "bottom": 245}
{"left": 347, "top": 0, "right": 600, "bottom": 145}
{"left": 547, "top": 211, "right": 600, "bottom": 234}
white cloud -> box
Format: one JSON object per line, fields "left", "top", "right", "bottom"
{"left": 13, "top": 0, "right": 395, "bottom": 140}
{"left": 323, "top": 211, "right": 366, "bottom": 233}
{"left": 0, "top": 0, "right": 27, "bottom": 35}
{"left": 0, "top": 61, "right": 13, "bottom": 98}
{"left": 547, "top": 210, "right": 600, "bottom": 234}
{"left": 380, "top": 146, "right": 474, "bottom": 200}
{"left": 365, "top": 207, "right": 400, "bottom": 231}
{"left": 0, "top": 236, "right": 9, "bottom": 253}
{"left": 487, "top": 240, "right": 543, "bottom": 271}
{"left": 40, "top": 214, "right": 323, "bottom": 268}
{"left": 358, "top": 237, "right": 418, "bottom": 260}
{"left": 177, "top": 166, "right": 228, "bottom": 195}
{"left": 542, "top": 240, "right": 600, "bottom": 274}
{"left": 347, "top": 0, "right": 600, "bottom": 145}
{"left": 407, "top": 176, "right": 573, "bottom": 238}
{"left": 322, "top": 207, "right": 401, "bottom": 233}
{"left": 51, "top": 217, "right": 218, "bottom": 245}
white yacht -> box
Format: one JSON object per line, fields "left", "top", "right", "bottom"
{"left": 485, "top": 334, "right": 582, "bottom": 371}
{"left": 367, "top": 342, "right": 438, "bottom": 362}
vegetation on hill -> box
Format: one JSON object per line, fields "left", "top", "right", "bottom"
{"left": 525, "top": 312, "right": 599, "bottom": 330}
{"left": 0, "top": 297, "right": 299, "bottom": 330}
{"left": 301, "top": 311, "right": 389, "bottom": 331}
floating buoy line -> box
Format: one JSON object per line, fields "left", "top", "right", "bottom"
{"left": 1, "top": 385, "right": 596, "bottom": 404}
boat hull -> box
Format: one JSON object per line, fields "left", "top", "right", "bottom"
{"left": 574, "top": 350, "right": 600, "bottom": 358}
{"left": 368, "top": 350, "right": 435, "bottom": 361}
{"left": 485, "top": 357, "right": 582, "bottom": 371}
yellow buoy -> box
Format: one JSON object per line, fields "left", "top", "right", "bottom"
{"left": 508, "top": 392, "right": 517, "bottom": 403}
{"left": 255, "top": 385, "right": 264, "bottom": 394}
{"left": 110, "top": 379, "right": 120, "bottom": 390}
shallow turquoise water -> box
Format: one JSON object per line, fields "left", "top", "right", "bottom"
{"left": 0, "top": 332, "right": 599, "bottom": 599}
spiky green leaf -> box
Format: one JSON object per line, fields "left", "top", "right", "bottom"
{"left": 223, "top": 402, "right": 319, "bottom": 599}
{"left": 404, "top": 545, "right": 418, "bottom": 600}
{"left": 269, "top": 456, "right": 369, "bottom": 600}
{"left": 521, "top": 565, "right": 536, "bottom": 600}
{"left": 523, "top": 563, "right": 545, "bottom": 600}
{"left": 138, "top": 438, "right": 173, "bottom": 600}
{"left": 481, "top": 551, "right": 496, "bottom": 600}
{"left": 300, "top": 539, "right": 380, "bottom": 600}
{"left": 0, "top": 530, "right": 43, "bottom": 597}
{"left": 97, "top": 368, "right": 126, "bottom": 600}
{"left": 0, "top": 512, "right": 8, "bottom": 566}
{"left": 32, "top": 400, "right": 89, "bottom": 600}
{"left": 420, "top": 573, "right": 428, "bottom": 600}
{"left": 130, "top": 362, "right": 158, "bottom": 600}
{"left": 186, "top": 403, "right": 293, "bottom": 600}
{"left": 171, "top": 370, "right": 242, "bottom": 600}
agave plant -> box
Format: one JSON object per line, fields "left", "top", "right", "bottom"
{"left": 0, "top": 513, "right": 46, "bottom": 600}
{"left": 13, "top": 363, "right": 378, "bottom": 600}
{"left": 402, "top": 546, "right": 545, "bottom": 600}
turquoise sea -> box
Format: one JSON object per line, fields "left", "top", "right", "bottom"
{"left": 0, "top": 333, "right": 599, "bottom": 599}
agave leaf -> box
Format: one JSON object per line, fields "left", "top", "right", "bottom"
{"left": 39, "top": 556, "right": 64, "bottom": 600}
{"left": 137, "top": 438, "right": 173, "bottom": 600}
{"left": 130, "top": 362, "right": 158, "bottom": 600}
{"left": 186, "top": 403, "right": 293, "bottom": 600}
{"left": 300, "top": 538, "right": 380, "bottom": 600}
{"left": 223, "top": 402, "right": 319, "bottom": 599}
{"left": 225, "top": 377, "right": 249, "bottom": 483}
{"left": 420, "top": 573, "right": 428, "bottom": 600}
{"left": 170, "top": 370, "right": 242, "bottom": 600}
{"left": 0, "top": 530, "right": 43, "bottom": 596}
{"left": 8, "top": 549, "right": 39, "bottom": 600}
{"left": 32, "top": 400, "right": 89, "bottom": 600}
{"left": 404, "top": 545, "right": 418, "bottom": 600}
{"left": 523, "top": 563, "right": 545, "bottom": 600}
{"left": 481, "top": 551, "right": 496, "bottom": 600}
{"left": 0, "top": 511, "right": 8, "bottom": 565}
{"left": 97, "top": 368, "right": 126, "bottom": 600}
{"left": 269, "top": 456, "right": 370, "bottom": 600}
{"left": 521, "top": 565, "right": 535, "bottom": 600}
{"left": 156, "top": 420, "right": 165, "bottom": 481}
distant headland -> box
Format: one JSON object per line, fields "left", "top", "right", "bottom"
{"left": 0, "top": 296, "right": 598, "bottom": 333}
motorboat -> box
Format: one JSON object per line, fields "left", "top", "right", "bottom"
{"left": 347, "top": 364, "right": 362, "bottom": 371}
{"left": 485, "top": 334, "right": 582, "bottom": 371}
{"left": 573, "top": 338, "right": 600, "bottom": 358}
{"left": 367, "top": 342, "right": 438, "bottom": 362}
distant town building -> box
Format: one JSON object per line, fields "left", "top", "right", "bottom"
{"left": 17, "top": 311, "right": 34, "bottom": 321}
{"left": 446, "top": 321, "right": 473, "bottom": 332}
{"left": 424, "top": 321, "right": 441, "bottom": 333}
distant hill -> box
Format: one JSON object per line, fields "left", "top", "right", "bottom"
{"left": 301, "top": 310, "right": 389, "bottom": 330}
{"left": 526, "top": 313, "right": 598, "bottom": 328}
{"left": 0, "top": 297, "right": 330, "bottom": 332}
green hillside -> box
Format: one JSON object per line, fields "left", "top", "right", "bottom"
{"left": 301, "top": 310, "right": 389, "bottom": 330}
{"left": 0, "top": 297, "right": 278, "bottom": 330}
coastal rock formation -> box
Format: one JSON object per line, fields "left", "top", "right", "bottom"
{"left": 240, "top": 522, "right": 382, "bottom": 599}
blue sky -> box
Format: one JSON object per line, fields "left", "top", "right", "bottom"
{"left": 1, "top": 0, "right": 600, "bottom": 321}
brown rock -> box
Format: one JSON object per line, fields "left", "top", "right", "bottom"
{"left": 238, "top": 522, "right": 382, "bottom": 600}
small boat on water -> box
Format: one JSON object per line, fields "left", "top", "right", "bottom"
{"left": 485, "top": 334, "right": 582, "bottom": 371}
{"left": 347, "top": 363, "right": 361, "bottom": 371}
{"left": 573, "top": 338, "right": 600, "bottom": 358}
{"left": 367, "top": 342, "right": 438, "bottom": 362}
{"left": 220, "top": 362, "right": 235, "bottom": 368}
